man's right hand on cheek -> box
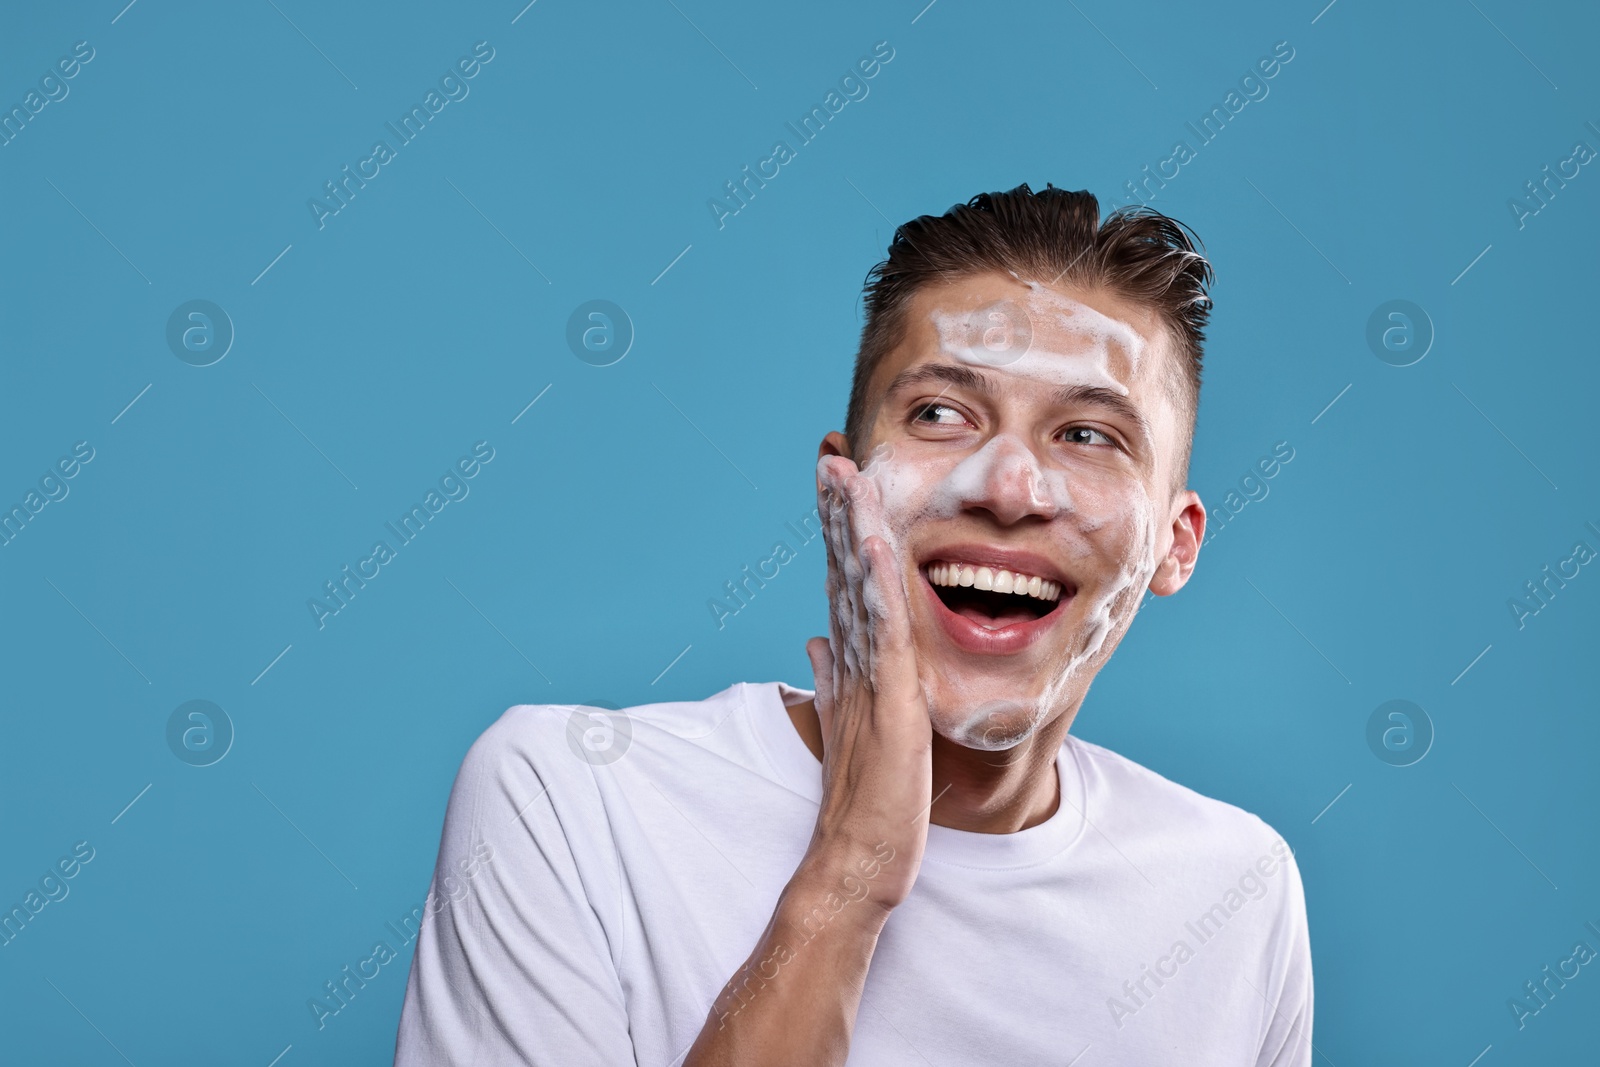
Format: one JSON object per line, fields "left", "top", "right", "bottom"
{"left": 802, "top": 454, "right": 933, "bottom": 917}
{"left": 683, "top": 455, "right": 933, "bottom": 1067}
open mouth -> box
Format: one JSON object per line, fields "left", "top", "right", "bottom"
{"left": 925, "top": 559, "right": 1068, "bottom": 631}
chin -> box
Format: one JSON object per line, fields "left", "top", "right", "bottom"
{"left": 913, "top": 616, "right": 1134, "bottom": 753}
{"left": 921, "top": 679, "right": 1057, "bottom": 752}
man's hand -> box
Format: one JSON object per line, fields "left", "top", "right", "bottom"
{"left": 803, "top": 453, "right": 933, "bottom": 916}
{"left": 683, "top": 453, "right": 933, "bottom": 1067}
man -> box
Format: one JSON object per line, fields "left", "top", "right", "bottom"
{"left": 394, "top": 183, "right": 1312, "bottom": 1066}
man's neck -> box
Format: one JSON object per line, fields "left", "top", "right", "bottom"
{"left": 785, "top": 697, "right": 1072, "bottom": 834}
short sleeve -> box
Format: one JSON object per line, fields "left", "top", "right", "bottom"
{"left": 1253, "top": 842, "right": 1314, "bottom": 1067}
{"left": 393, "top": 709, "right": 637, "bottom": 1066}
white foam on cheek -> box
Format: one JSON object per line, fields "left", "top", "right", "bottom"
{"left": 1064, "top": 495, "right": 1159, "bottom": 668}
{"left": 858, "top": 443, "right": 918, "bottom": 523}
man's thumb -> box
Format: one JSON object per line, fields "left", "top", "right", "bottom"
{"left": 805, "top": 636, "right": 836, "bottom": 721}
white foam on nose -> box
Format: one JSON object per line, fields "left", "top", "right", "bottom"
{"left": 936, "top": 434, "right": 1074, "bottom": 522}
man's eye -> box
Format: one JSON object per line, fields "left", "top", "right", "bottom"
{"left": 1061, "top": 426, "right": 1114, "bottom": 446}
{"left": 913, "top": 402, "right": 967, "bottom": 426}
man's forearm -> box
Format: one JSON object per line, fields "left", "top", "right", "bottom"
{"left": 685, "top": 843, "right": 896, "bottom": 1067}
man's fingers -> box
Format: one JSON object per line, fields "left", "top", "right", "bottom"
{"left": 817, "top": 452, "right": 919, "bottom": 707}
{"left": 842, "top": 465, "right": 890, "bottom": 554}
{"left": 859, "top": 536, "right": 911, "bottom": 643}
{"left": 860, "top": 535, "right": 919, "bottom": 700}
{"left": 821, "top": 462, "right": 870, "bottom": 678}
{"left": 816, "top": 462, "right": 861, "bottom": 680}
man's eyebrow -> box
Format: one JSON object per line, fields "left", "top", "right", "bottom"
{"left": 881, "top": 363, "right": 993, "bottom": 400}
{"left": 1050, "top": 384, "right": 1153, "bottom": 448}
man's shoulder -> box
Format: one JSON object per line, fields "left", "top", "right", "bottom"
{"left": 457, "top": 680, "right": 758, "bottom": 781}
{"left": 1068, "top": 733, "right": 1292, "bottom": 862}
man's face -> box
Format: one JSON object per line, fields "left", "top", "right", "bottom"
{"left": 824, "top": 271, "right": 1204, "bottom": 751}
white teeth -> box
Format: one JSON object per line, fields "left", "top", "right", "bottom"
{"left": 925, "top": 559, "right": 1064, "bottom": 602}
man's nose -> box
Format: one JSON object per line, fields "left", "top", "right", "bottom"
{"left": 949, "top": 435, "right": 1067, "bottom": 525}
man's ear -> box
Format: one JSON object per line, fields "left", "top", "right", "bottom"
{"left": 815, "top": 432, "right": 853, "bottom": 499}
{"left": 1149, "top": 490, "right": 1206, "bottom": 596}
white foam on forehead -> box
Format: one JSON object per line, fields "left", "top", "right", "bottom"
{"left": 928, "top": 278, "right": 1147, "bottom": 396}
{"left": 1019, "top": 278, "right": 1147, "bottom": 374}
{"left": 936, "top": 334, "right": 1132, "bottom": 395}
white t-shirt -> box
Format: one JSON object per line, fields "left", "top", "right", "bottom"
{"left": 394, "top": 681, "right": 1312, "bottom": 1066}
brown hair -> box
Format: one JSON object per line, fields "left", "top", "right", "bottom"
{"left": 844, "top": 183, "right": 1214, "bottom": 486}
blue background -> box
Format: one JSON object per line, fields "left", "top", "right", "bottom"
{"left": 2, "top": 0, "right": 1596, "bottom": 1063}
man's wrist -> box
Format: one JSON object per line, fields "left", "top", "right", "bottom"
{"left": 785, "top": 841, "right": 899, "bottom": 936}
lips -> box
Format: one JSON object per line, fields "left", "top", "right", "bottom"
{"left": 916, "top": 544, "right": 1076, "bottom": 656}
